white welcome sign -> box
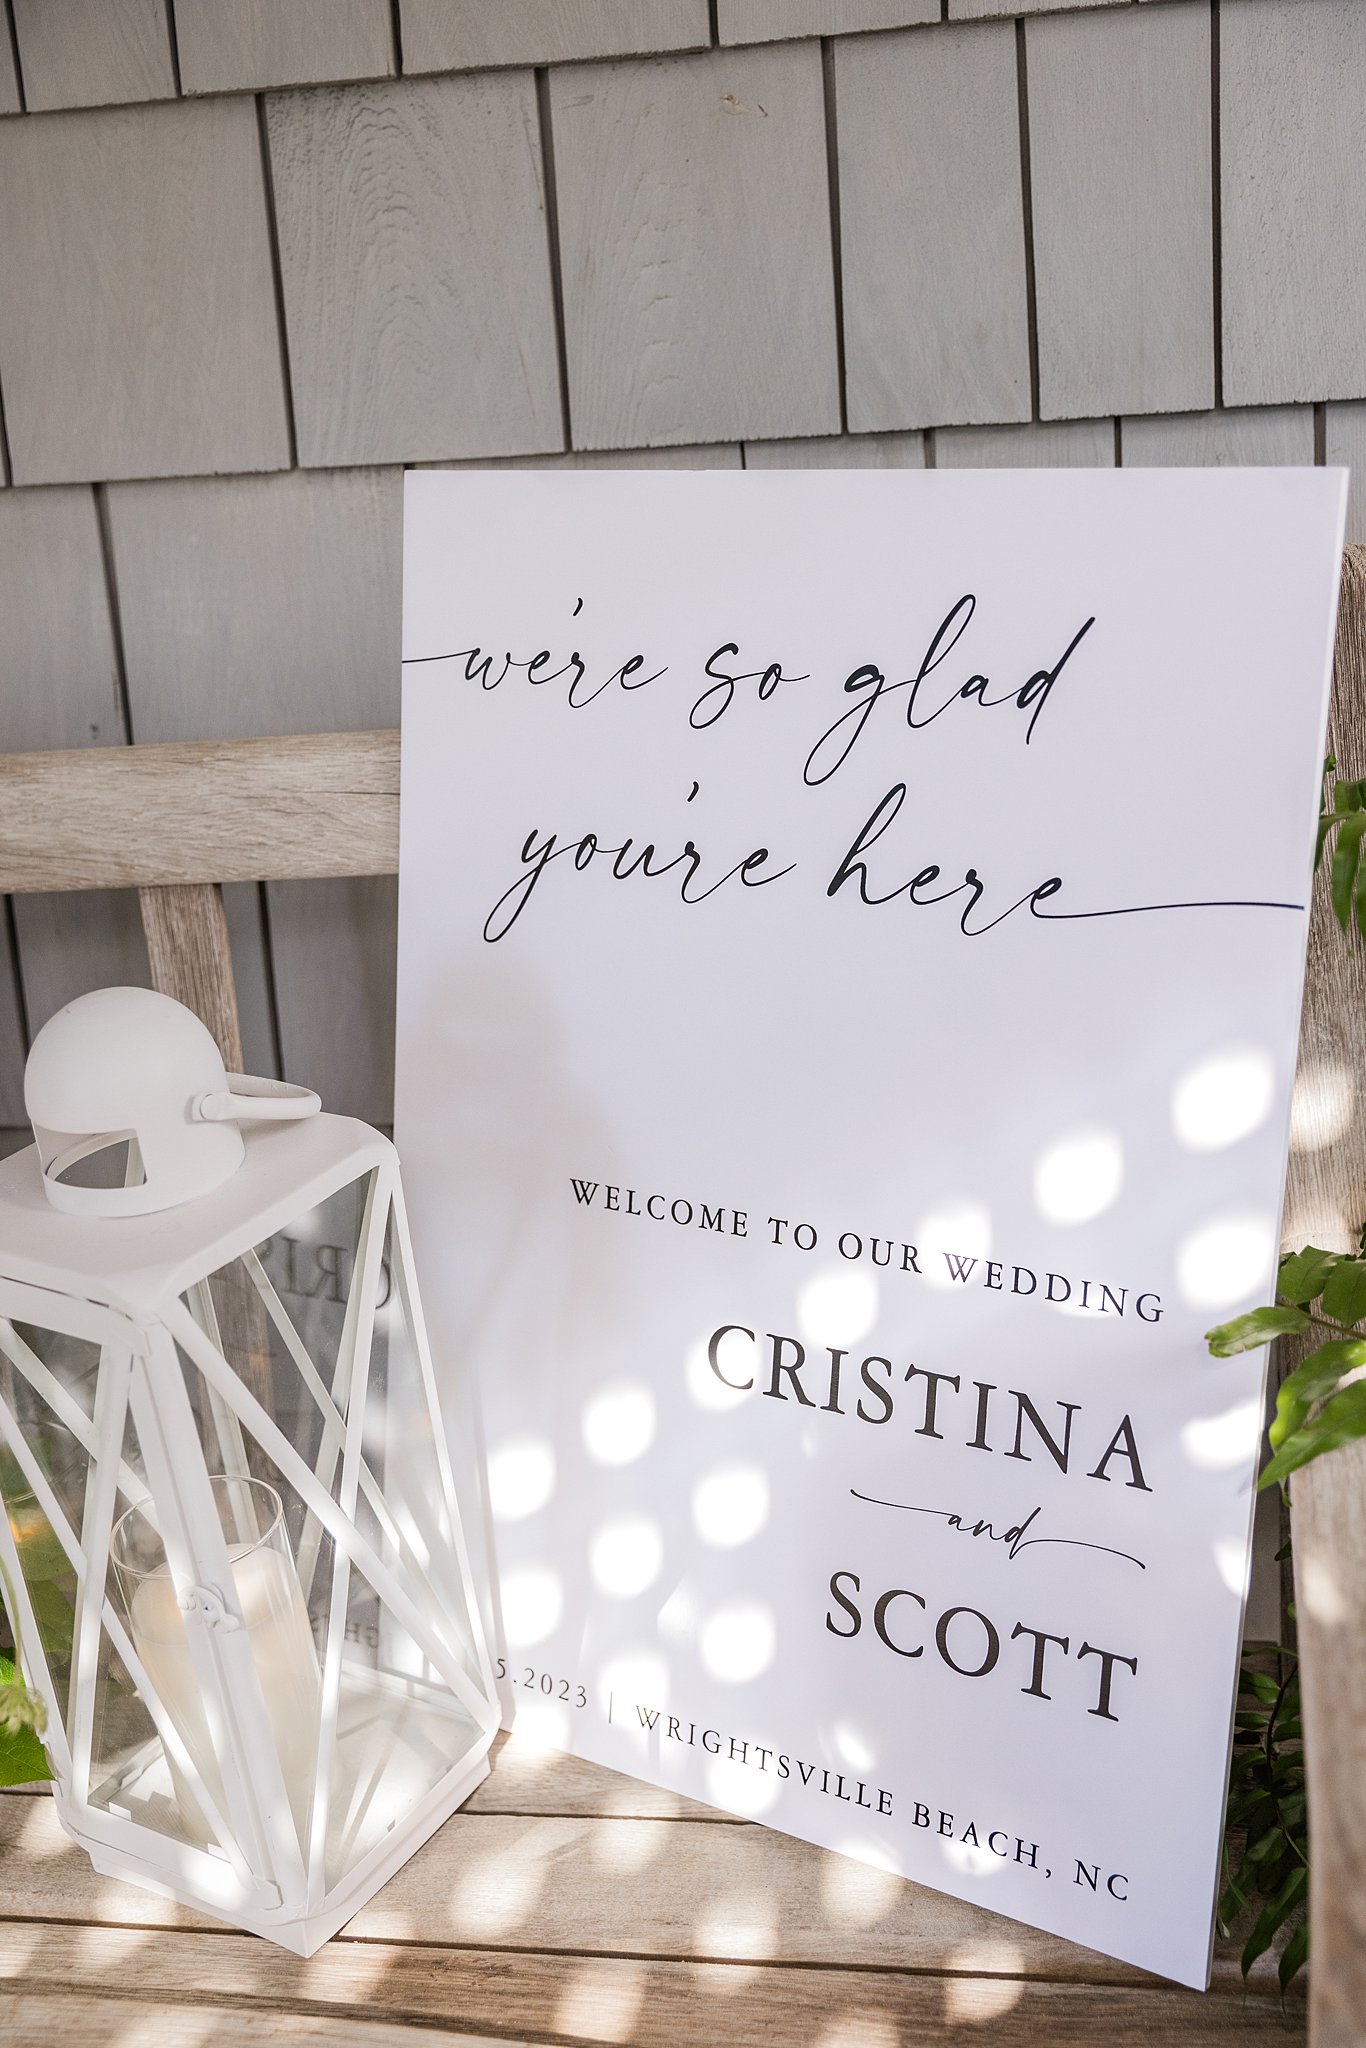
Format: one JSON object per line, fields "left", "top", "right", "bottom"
{"left": 394, "top": 467, "right": 1345, "bottom": 1988}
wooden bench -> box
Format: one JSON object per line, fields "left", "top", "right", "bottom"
{"left": 5, "top": 556, "right": 1366, "bottom": 2042}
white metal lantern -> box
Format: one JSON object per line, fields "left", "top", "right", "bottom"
{"left": 0, "top": 987, "right": 499, "bottom": 1953}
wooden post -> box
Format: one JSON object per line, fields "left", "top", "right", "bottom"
{"left": 138, "top": 882, "right": 244, "bottom": 1072}
{"left": 1282, "top": 545, "right": 1366, "bottom": 2048}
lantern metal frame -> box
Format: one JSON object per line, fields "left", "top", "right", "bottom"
{"left": 0, "top": 1113, "right": 501, "bottom": 1954}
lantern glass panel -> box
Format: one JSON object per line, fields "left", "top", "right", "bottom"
{"left": 0, "top": 1320, "right": 103, "bottom": 1732}
{"left": 86, "top": 1397, "right": 218, "bottom": 1853}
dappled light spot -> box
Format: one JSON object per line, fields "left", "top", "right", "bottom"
{"left": 943, "top": 1972, "right": 1026, "bottom": 2023}
{"left": 1213, "top": 1537, "right": 1249, "bottom": 1597}
{"left": 487, "top": 1434, "right": 556, "bottom": 1521}
{"left": 706, "top": 1753, "right": 781, "bottom": 1817}
{"left": 819, "top": 1849, "right": 902, "bottom": 1926}
{"left": 831, "top": 1720, "right": 875, "bottom": 1773}
{"left": 1033, "top": 1127, "right": 1122, "bottom": 1224}
{"left": 947, "top": 1937, "right": 1025, "bottom": 1977}
{"left": 941, "top": 1835, "right": 1004, "bottom": 1879}
{"left": 451, "top": 1839, "right": 548, "bottom": 1938}
{"left": 598, "top": 1648, "right": 669, "bottom": 1718}
{"left": 1176, "top": 1212, "right": 1275, "bottom": 1310}
{"left": 917, "top": 1201, "right": 991, "bottom": 1289}
{"left": 1181, "top": 1398, "right": 1263, "bottom": 1470}
{"left": 554, "top": 1957, "right": 647, "bottom": 2043}
{"left": 591, "top": 1515, "right": 664, "bottom": 1596}
{"left": 0, "top": 1923, "right": 39, "bottom": 1977}
{"left": 813, "top": 2016, "right": 899, "bottom": 2048}
{"left": 582, "top": 1381, "right": 656, "bottom": 1465}
{"left": 692, "top": 1463, "right": 770, "bottom": 1548}
{"left": 699, "top": 1600, "right": 776, "bottom": 1683}
{"left": 686, "top": 1332, "right": 754, "bottom": 1413}
{"left": 1301, "top": 1551, "right": 1349, "bottom": 1625}
{"left": 511, "top": 1695, "right": 574, "bottom": 1753}
{"left": 798, "top": 1266, "right": 879, "bottom": 1348}
{"left": 501, "top": 1563, "right": 563, "bottom": 1645}
{"left": 693, "top": 1897, "right": 778, "bottom": 1960}
{"left": 586, "top": 1816, "right": 664, "bottom": 1874}
{"left": 1173, "top": 1046, "right": 1275, "bottom": 1151}
{"left": 1290, "top": 1058, "right": 1355, "bottom": 1151}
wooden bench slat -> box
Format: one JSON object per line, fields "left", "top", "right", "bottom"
{"left": 0, "top": 1773, "right": 1280, "bottom": 1995}
{"left": 0, "top": 732, "right": 400, "bottom": 892}
{"left": 0, "top": 1925, "right": 1302, "bottom": 2047}
{"left": 2, "top": 1989, "right": 506, "bottom": 2048}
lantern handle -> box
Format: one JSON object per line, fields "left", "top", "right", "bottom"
{"left": 194, "top": 1074, "right": 321, "bottom": 1124}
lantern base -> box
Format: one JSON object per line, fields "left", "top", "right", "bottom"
{"left": 74, "top": 1738, "right": 493, "bottom": 1954}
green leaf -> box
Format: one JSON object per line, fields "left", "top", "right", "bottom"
{"left": 1269, "top": 1338, "right": 1366, "bottom": 1449}
{"left": 1320, "top": 1257, "right": 1366, "bottom": 1327}
{"left": 1260, "top": 1377, "right": 1366, "bottom": 1490}
{"left": 1276, "top": 1245, "right": 1341, "bottom": 1305}
{"left": 1242, "top": 1863, "right": 1308, "bottom": 1976}
{"left": 1330, "top": 811, "right": 1366, "bottom": 930}
{"left": 0, "top": 1655, "right": 52, "bottom": 1789}
{"left": 1278, "top": 1915, "right": 1309, "bottom": 1990}
{"left": 1206, "top": 1305, "right": 1312, "bottom": 1356}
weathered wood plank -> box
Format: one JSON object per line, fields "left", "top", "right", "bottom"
{"left": 0, "top": 99, "right": 290, "bottom": 486}
{"left": 0, "top": 1989, "right": 507, "bottom": 2048}
{"left": 719, "top": 0, "right": 936, "bottom": 42}
{"left": 266, "top": 75, "right": 561, "bottom": 468}
{"left": 401, "top": 0, "right": 710, "bottom": 72}
{"left": 0, "top": 482, "right": 126, "bottom": 1106}
{"left": 1122, "top": 404, "right": 1314, "bottom": 467}
{"left": 951, "top": 0, "right": 1137, "bottom": 15}
{"left": 267, "top": 874, "right": 396, "bottom": 1122}
{"left": 222, "top": 881, "right": 280, "bottom": 1080}
{"left": 551, "top": 44, "right": 840, "bottom": 449}
{"left": 1326, "top": 402, "right": 1366, "bottom": 546}
{"left": 935, "top": 418, "right": 1113, "bottom": 466}
{"left": 0, "top": 733, "right": 400, "bottom": 893}
{"left": 12, "top": 890, "right": 150, "bottom": 1041}
{"left": 139, "top": 883, "right": 244, "bottom": 1071}
{"left": 837, "top": 22, "right": 1030, "bottom": 434}
{"left": 1281, "top": 545, "right": 1366, "bottom": 2048}
{"left": 1028, "top": 1, "right": 1213, "bottom": 421}
{"left": 10, "top": 0, "right": 174, "bottom": 111}
{"left": 450, "top": 444, "right": 745, "bottom": 471}
{"left": 0, "top": 11, "right": 20, "bottom": 113}
{"left": 109, "top": 467, "right": 403, "bottom": 1120}
{"left": 1222, "top": 0, "right": 1366, "bottom": 407}
{"left": 108, "top": 470, "right": 404, "bottom": 743}
{"left": 175, "top": 0, "right": 394, "bottom": 94}
{"left": 0, "top": 1784, "right": 1283, "bottom": 1994}
{"left": 744, "top": 431, "right": 925, "bottom": 467}
{"left": 466, "top": 1730, "right": 737, "bottom": 1820}
{"left": 0, "top": 911, "right": 26, "bottom": 1125}
{"left": 0, "top": 1924, "right": 1304, "bottom": 2045}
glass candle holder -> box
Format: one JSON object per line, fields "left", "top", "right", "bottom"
{"left": 112, "top": 1475, "right": 321, "bottom": 1845}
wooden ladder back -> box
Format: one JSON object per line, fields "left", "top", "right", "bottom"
{"left": 2, "top": 558, "right": 1365, "bottom": 2042}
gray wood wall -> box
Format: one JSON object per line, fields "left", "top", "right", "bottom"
{"left": 0, "top": 0, "right": 1362, "bottom": 1144}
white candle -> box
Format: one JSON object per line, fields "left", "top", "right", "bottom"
{"left": 129, "top": 1542, "right": 320, "bottom": 1847}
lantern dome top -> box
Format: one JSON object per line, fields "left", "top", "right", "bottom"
{"left": 25, "top": 987, "right": 321, "bottom": 1218}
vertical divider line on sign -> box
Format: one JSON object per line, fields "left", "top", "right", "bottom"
{"left": 388, "top": 0, "right": 404, "bottom": 75}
